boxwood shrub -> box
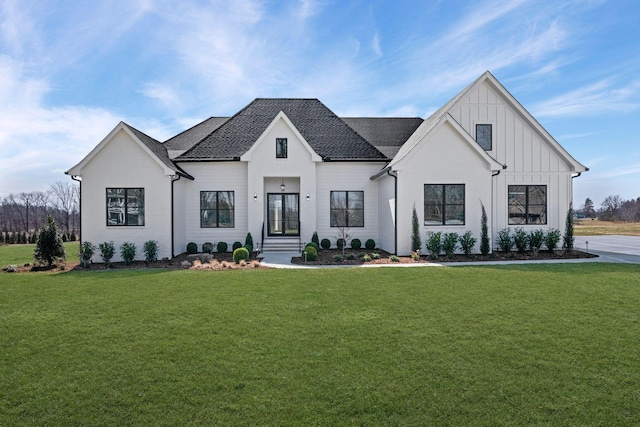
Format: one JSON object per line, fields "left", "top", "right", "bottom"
{"left": 232, "top": 241, "right": 242, "bottom": 251}
{"left": 350, "top": 238, "right": 361, "bottom": 250}
{"left": 365, "top": 239, "right": 375, "bottom": 250}
{"left": 232, "top": 247, "right": 250, "bottom": 263}
{"left": 320, "top": 238, "right": 331, "bottom": 249}
{"left": 216, "top": 241, "right": 228, "bottom": 253}
{"left": 186, "top": 242, "right": 198, "bottom": 254}
{"left": 336, "top": 238, "right": 346, "bottom": 249}
{"left": 303, "top": 245, "right": 318, "bottom": 261}
{"left": 202, "top": 242, "right": 213, "bottom": 253}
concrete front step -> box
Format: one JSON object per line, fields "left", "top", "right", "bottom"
{"left": 262, "top": 239, "right": 304, "bottom": 252}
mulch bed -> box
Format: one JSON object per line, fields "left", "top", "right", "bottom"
{"left": 291, "top": 248, "right": 598, "bottom": 266}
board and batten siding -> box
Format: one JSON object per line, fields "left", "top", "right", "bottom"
{"left": 179, "top": 162, "right": 248, "bottom": 251}
{"left": 315, "top": 162, "right": 381, "bottom": 249}
{"left": 78, "top": 128, "right": 173, "bottom": 262}
{"left": 448, "top": 80, "right": 575, "bottom": 236}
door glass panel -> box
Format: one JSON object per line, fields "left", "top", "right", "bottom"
{"left": 268, "top": 194, "right": 299, "bottom": 236}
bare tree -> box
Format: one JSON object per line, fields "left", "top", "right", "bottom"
{"left": 49, "top": 181, "right": 79, "bottom": 233}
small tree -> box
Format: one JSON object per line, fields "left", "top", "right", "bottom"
{"left": 425, "top": 231, "right": 442, "bottom": 259}
{"left": 120, "top": 242, "right": 136, "bottom": 265}
{"left": 513, "top": 228, "right": 529, "bottom": 253}
{"left": 442, "top": 232, "right": 459, "bottom": 258}
{"left": 245, "top": 233, "right": 253, "bottom": 248}
{"left": 459, "top": 231, "right": 476, "bottom": 257}
{"left": 563, "top": 204, "right": 574, "bottom": 251}
{"left": 78, "top": 241, "right": 96, "bottom": 269}
{"left": 99, "top": 241, "right": 115, "bottom": 267}
{"left": 544, "top": 229, "right": 561, "bottom": 252}
{"left": 143, "top": 240, "right": 159, "bottom": 263}
{"left": 411, "top": 205, "right": 422, "bottom": 252}
{"left": 335, "top": 226, "right": 351, "bottom": 256}
{"left": 480, "top": 203, "right": 490, "bottom": 255}
{"left": 33, "top": 215, "right": 66, "bottom": 268}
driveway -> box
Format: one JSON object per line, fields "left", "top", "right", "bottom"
{"left": 574, "top": 235, "right": 640, "bottom": 264}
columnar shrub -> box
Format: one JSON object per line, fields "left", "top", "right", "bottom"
{"left": 480, "top": 204, "right": 490, "bottom": 255}
{"left": 79, "top": 241, "right": 96, "bottom": 268}
{"left": 202, "top": 242, "right": 214, "bottom": 253}
{"left": 442, "top": 232, "right": 459, "bottom": 258}
{"left": 529, "top": 230, "right": 545, "bottom": 252}
{"left": 563, "top": 204, "right": 574, "bottom": 251}
{"left": 34, "top": 215, "right": 66, "bottom": 268}
{"left": 217, "top": 241, "right": 228, "bottom": 253}
{"left": 411, "top": 205, "right": 422, "bottom": 252}
{"left": 545, "top": 229, "right": 561, "bottom": 252}
{"left": 187, "top": 242, "right": 198, "bottom": 254}
{"left": 320, "top": 238, "right": 331, "bottom": 249}
{"left": 303, "top": 245, "right": 318, "bottom": 261}
{"left": 496, "top": 228, "right": 514, "bottom": 252}
{"left": 232, "top": 241, "right": 242, "bottom": 251}
{"left": 245, "top": 233, "right": 253, "bottom": 248}
{"left": 233, "top": 247, "right": 250, "bottom": 263}
{"left": 459, "top": 231, "right": 476, "bottom": 257}
{"left": 120, "top": 242, "right": 136, "bottom": 265}
{"left": 365, "top": 239, "right": 376, "bottom": 250}
{"left": 99, "top": 241, "right": 115, "bottom": 267}
{"left": 143, "top": 240, "right": 159, "bottom": 263}
{"left": 311, "top": 231, "right": 320, "bottom": 247}
{"left": 350, "top": 238, "right": 361, "bottom": 250}
{"left": 244, "top": 244, "right": 253, "bottom": 254}
{"left": 513, "top": 228, "right": 529, "bottom": 253}
{"left": 425, "top": 231, "right": 442, "bottom": 258}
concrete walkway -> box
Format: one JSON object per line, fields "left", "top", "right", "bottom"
{"left": 259, "top": 235, "right": 640, "bottom": 268}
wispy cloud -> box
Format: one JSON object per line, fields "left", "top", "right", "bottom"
{"left": 599, "top": 163, "right": 640, "bottom": 178}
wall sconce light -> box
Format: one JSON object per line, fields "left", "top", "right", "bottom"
{"left": 306, "top": 193, "right": 310, "bottom": 201}
{"left": 253, "top": 193, "right": 257, "bottom": 201}
{"left": 281, "top": 179, "right": 285, "bottom": 192}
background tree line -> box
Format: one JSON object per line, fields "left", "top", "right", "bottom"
{"left": 1, "top": 181, "right": 79, "bottom": 244}
{"left": 576, "top": 195, "right": 640, "bottom": 222}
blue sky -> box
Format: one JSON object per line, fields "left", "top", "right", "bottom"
{"left": 1, "top": 0, "right": 638, "bottom": 209}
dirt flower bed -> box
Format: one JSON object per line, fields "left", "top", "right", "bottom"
{"left": 291, "top": 248, "right": 597, "bottom": 265}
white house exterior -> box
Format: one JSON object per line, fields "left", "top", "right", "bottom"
{"left": 66, "top": 71, "right": 587, "bottom": 261}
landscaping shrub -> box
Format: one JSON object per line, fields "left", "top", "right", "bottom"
{"left": 459, "top": 231, "right": 476, "bottom": 256}
{"left": 336, "top": 238, "right": 345, "bottom": 249}
{"left": 332, "top": 254, "right": 343, "bottom": 262}
{"left": 411, "top": 251, "right": 420, "bottom": 261}
{"left": 442, "top": 232, "right": 459, "bottom": 258}
{"left": 545, "top": 229, "right": 561, "bottom": 252}
{"left": 365, "top": 239, "right": 376, "bottom": 250}
{"left": 99, "top": 241, "right": 115, "bottom": 267}
{"left": 480, "top": 204, "right": 490, "bottom": 255}
{"left": 244, "top": 244, "right": 253, "bottom": 254}
{"left": 513, "top": 228, "right": 529, "bottom": 253}
{"left": 362, "top": 254, "right": 371, "bottom": 262}
{"left": 529, "top": 230, "right": 545, "bottom": 252}
{"left": 306, "top": 241, "right": 319, "bottom": 251}
{"left": 232, "top": 247, "right": 250, "bottom": 263}
{"left": 320, "top": 238, "right": 331, "bottom": 249}
{"left": 202, "top": 242, "right": 214, "bottom": 253}
{"left": 311, "top": 231, "right": 319, "bottom": 247}
{"left": 563, "top": 205, "right": 574, "bottom": 250}
{"left": 232, "top": 241, "right": 242, "bottom": 251}
{"left": 390, "top": 255, "right": 400, "bottom": 262}
{"left": 358, "top": 252, "right": 366, "bottom": 259}
{"left": 425, "top": 231, "right": 442, "bottom": 258}
{"left": 187, "top": 242, "right": 198, "bottom": 254}
{"left": 34, "top": 215, "right": 66, "bottom": 268}
{"left": 411, "top": 205, "right": 421, "bottom": 252}
{"left": 371, "top": 252, "right": 381, "bottom": 260}
{"left": 496, "top": 228, "right": 514, "bottom": 252}
{"left": 350, "top": 238, "right": 361, "bottom": 250}
{"left": 120, "top": 242, "right": 136, "bottom": 265}
{"left": 303, "top": 245, "right": 318, "bottom": 261}
{"left": 78, "top": 241, "right": 96, "bottom": 268}
{"left": 346, "top": 253, "right": 355, "bottom": 260}
{"left": 143, "top": 240, "right": 159, "bottom": 263}
{"left": 217, "top": 241, "right": 228, "bottom": 253}
{"left": 245, "top": 233, "right": 254, "bottom": 248}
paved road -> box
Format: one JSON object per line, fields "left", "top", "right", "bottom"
{"left": 574, "top": 235, "right": 640, "bottom": 264}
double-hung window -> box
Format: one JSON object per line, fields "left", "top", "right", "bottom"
{"left": 508, "top": 185, "right": 546, "bottom": 224}
{"left": 200, "top": 191, "right": 235, "bottom": 228}
{"left": 330, "top": 191, "right": 364, "bottom": 227}
{"left": 424, "top": 184, "right": 465, "bottom": 225}
{"left": 106, "top": 188, "right": 145, "bottom": 226}
{"left": 276, "top": 138, "right": 288, "bottom": 158}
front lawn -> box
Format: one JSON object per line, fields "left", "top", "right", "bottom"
{"left": 1, "top": 265, "right": 639, "bottom": 425}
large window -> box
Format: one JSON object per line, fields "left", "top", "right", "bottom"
{"left": 330, "top": 191, "right": 364, "bottom": 227}
{"left": 200, "top": 191, "right": 235, "bottom": 228}
{"left": 106, "top": 188, "right": 144, "bottom": 226}
{"left": 476, "top": 124, "right": 492, "bottom": 150}
{"left": 508, "top": 185, "right": 546, "bottom": 225}
{"left": 276, "top": 138, "right": 288, "bottom": 158}
{"left": 424, "top": 184, "right": 465, "bottom": 225}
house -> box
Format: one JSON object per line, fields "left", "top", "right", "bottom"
{"left": 66, "top": 71, "right": 587, "bottom": 261}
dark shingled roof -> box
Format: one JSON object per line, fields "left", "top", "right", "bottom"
{"left": 342, "top": 117, "right": 424, "bottom": 158}
{"left": 164, "top": 117, "right": 229, "bottom": 156}
{"left": 175, "top": 99, "right": 389, "bottom": 161}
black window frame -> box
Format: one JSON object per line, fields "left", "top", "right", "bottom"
{"left": 423, "top": 184, "right": 465, "bottom": 226}
{"left": 508, "top": 185, "right": 547, "bottom": 225}
{"left": 200, "top": 191, "right": 235, "bottom": 228}
{"left": 106, "top": 188, "right": 145, "bottom": 226}
{"left": 476, "top": 124, "right": 492, "bottom": 150}
{"left": 276, "top": 138, "right": 288, "bottom": 158}
{"left": 330, "top": 191, "right": 364, "bottom": 228}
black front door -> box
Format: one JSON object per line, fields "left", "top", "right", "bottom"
{"left": 267, "top": 193, "right": 299, "bottom": 236}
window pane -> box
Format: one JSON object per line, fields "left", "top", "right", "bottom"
{"left": 127, "top": 189, "right": 144, "bottom": 226}
{"left": 508, "top": 186, "right": 527, "bottom": 205}
{"left": 528, "top": 186, "right": 546, "bottom": 205}
{"left": 476, "top": 124, "right": 492, "bottom": 150}
{"left": 201, "top": 192, "right": 217, "bottom": 210}
{"left": 201, "top": 209, "right": 217, "bottom": 227}
{"left": 424, "top": 185, "right": 442, "bottom": 205}
{"left": 348, "top": 208, "right": 364, "bottom": 227}
{"left": 348, "top": 191, "right": 364, "bottom": 209}
{"left": 446, "top": 185, "right": 464, "bottom": 204}
{"left": 218, "top": 209, "right": 234, "bottom": 227}
{"left": 424, "top": 205, "right": 443, "bottom": 225}
{"left": 330, "top": 209, "right": 347, "bottom": 227}
{"left": 445, "top": 205, "right": 464, "bottom": 225}
{"left": 276, "top": 138, "right": 287, "bottom": 158}
{"left": 107, "top": 188, "right": 125, "bottom": 225}
{"left": 330, "top": 192, "right": 346, "bottom": 209}
{"left": 528, "top": 205, "right": 546, "bottom": 224}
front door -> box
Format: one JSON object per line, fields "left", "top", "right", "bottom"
{"left": 267, "top": 193, "right": 299, "bottom": 236}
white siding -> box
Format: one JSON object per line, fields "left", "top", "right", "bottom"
{"left": 377, "top": 174, "right": 396, "bottom": 253}
{"left": 79, "top": 129, "right": 173, "bottom": 262}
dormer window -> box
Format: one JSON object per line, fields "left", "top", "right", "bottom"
{"left": 476, "top": 124, "right": 492, "bottom": 150}
{"left": 276, "top": 138, "right": 288, "bottom": 158}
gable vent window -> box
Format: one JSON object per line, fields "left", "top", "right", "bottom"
{"left": 476, "top": 124, "right": 492, "bottom": 150}
{"left": 276, "top": 138, "right": 288, "bottom": 158}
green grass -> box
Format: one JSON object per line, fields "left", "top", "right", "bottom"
{"left": 575, "top": 220, "right": 640, "bottom": 236}
{"left": 1, "top": 265, "right": 639, "bottom": 425}
{"left": 0, "top": 242, "right": 77, "bottom": 267}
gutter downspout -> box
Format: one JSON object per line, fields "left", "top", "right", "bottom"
{"left": 70, "top": 175, "right": 81, "bottom": 245}
{"left": 171, "top": 174, "right": 182, "bottom": 258}
{"left": 387, "top": 168, "right": 398, "bottom": 255}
